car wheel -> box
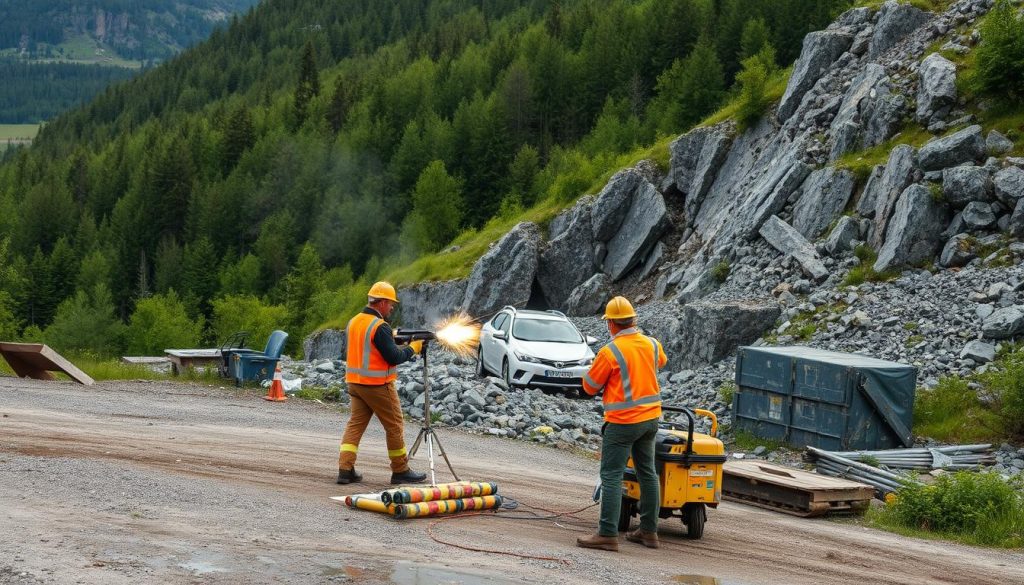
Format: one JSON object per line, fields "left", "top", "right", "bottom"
{"left": 475, "top": 346, "right": 488, "bottom": 378}
{"left": 502, "top": 358, "right": 513, "bottom": 389}
{"left": 682, "top": 503, "right": 706, "bottom": 540}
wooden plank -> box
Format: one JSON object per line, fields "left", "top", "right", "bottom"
{"left": 165, "top": 349, "right": 221, "bottom": 359}
{"left": 725, "top": 460, "right": 871, "bottom": 491}
{"left": 0, "top": 342, "right": 95, "bottom": 385}
{"left": 723, "top": 460, "right": 873, "bottom": 517}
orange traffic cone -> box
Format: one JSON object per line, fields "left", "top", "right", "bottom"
{"left": 264, "top": 363, "right": 287, "bottom": 402}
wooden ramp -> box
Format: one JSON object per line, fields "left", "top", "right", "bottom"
{"left": 0, "top": 342, "right": 95, "bottom": 385}
{"left": 723, "top": 460, "right": 873, "bottom": 517}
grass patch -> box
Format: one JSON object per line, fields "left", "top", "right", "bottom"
{"left": 731, "top": 429, "right": 785, "bottom": 452}
{"left": 903, "top": 321, "right": 919, "bottom": 331}
{"left": 914, "top": 376, "right": 1002, "bottom": 442}
{"left": 0, "top": 124, "right": 40, "bottom": 141}
{"left": 869, "top": 471, "right": 1024, "bottom": 548}
{"left": 842, "top": 245, "right": 901, "bottom": 285}
{"left": 0, "top": 352, "right": 225, "bottom": 383}
{"left": 293, "top": 385, "right": 343, "bottom": 402}
{"left": 834, "top": 125, "right": 934, "bottom": 181}
{"left": 718, "top": 381, "right": 736, "bottom": 405}
{"left": 855, "top": 0, "right": 953, "bottom": 11}
{"left": 710, "top": 259, "right": 731, "bottom": 283}
{"left": 904, "top": 334, "right": 925, "bottom": 347}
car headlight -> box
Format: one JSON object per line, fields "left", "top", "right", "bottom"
{"left": 581, "top": 357, "right": 594, "bottom": 366}
{"left": 514, "top": 351, "right": 540, "bottom": 363}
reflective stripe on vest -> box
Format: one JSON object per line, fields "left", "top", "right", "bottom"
{"left": 604, "top": 329, "right": 661, "bottom": 412}
{"left": 583, "top": 373, "right": 604, "bottom": 392}
{"left": 346, "top": 314, "right": 397, "bottom": 383}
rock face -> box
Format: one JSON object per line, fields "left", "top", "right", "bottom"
{"left": 916, "top": 53, "right": 957, "bottom": 122}
{"left": 943, "top": 165, "right": 992, "bottom": 208}
{"left": 671, "top": 300, "right": 781, "bottom": 369}
{"left": 591, "top": 170, "right": 642, "bottom": 241}
{"left": 918, "top": 125, "right": 987, "bottom": 171}
{"left": 828, "top": 64, "right": 906, "bottom": 159}
{"left": 869, "top": 145, "right": 920, "bottom": 247}
{"left": 874, "top": 184, "right": 950, "bottom": 272}
{"left": 868, "top": 0, "right": 931, "bottom": 59}
{"left": 742, "top": 158, "right": 812, "bottom": 239}
{"left": 759, "top": 215, "right": 829, "bottom": 281}
{"left": 598, "top": 178, "right": 670, "bottom": 281}
{"left": 565, "top": 273, "right": 610, "bottom": 317}
{"left": 303, "top": 328, "right": 344, "bottom": 362}
{"left": 685, "top": 130, "right": 733, "bottom": 223}
{"left": 791, "top": 168, "right": 856, "bottom": 240}
{"left": 399, "top": 279, "right": 469, "bottom": 329}
{"left": 856, "top": 165, "right": 885, "bottom": 217}
{"left": 537, "top": 197, "right": 596, "bottom": 309}
{"left": 462, "top": 222, "right": 541, "bottom": 318}
{"left": 778, "top": 30, "right": 854, "bottom": 122}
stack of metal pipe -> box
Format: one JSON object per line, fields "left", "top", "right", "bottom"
{"left": 807, "top": 447, "right": 920, "bottom": 498}
{"left": 827, "top": 445, "right": 994, "bottom": 471}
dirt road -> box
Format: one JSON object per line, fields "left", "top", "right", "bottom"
{"left": 1, "top": 377, "right": 1021, "bottom": 584}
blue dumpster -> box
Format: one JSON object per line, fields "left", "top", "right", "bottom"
{"left": 232, "top": 330, "right": 288, "bottom": 385}
{"left": 733, "top": 346, "right": 917, "bottom": 450}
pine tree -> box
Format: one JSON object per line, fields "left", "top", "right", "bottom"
{"left": 284, "top": 243, "right": 326, "bottom": 334}
{"left": 740, "top": 18, "right": 772, "bottom": 62}
{"left": 221, "top": 105, "right": 255, "bottom": 174}
{"left": 293, "top": 40, "right": 321, "bottom": 129}
{"left": 402, "top": 160, "right": 463, "bottom": 254}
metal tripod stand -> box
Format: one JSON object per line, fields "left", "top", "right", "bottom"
{"left": 408, "top": 341, "right": 459, "bottom": 485}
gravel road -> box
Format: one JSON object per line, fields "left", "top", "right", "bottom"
{"left": 2, "top": 376, "right": 1022, "bottom": 585}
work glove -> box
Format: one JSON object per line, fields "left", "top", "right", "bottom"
{"left": 409, "top": 340, "right": 424, "bottom": 355}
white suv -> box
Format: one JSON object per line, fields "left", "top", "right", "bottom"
{"left": 476, "top": 306, "right": 597, "bottom": 392}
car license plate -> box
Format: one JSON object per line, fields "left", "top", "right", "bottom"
{"left": 689, "top": 469, "right": 714, "bottom": 477}
{"left": 544, "top": 370, "right": 574, "bottom": 378}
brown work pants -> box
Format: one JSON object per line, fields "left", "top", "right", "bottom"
{"left": 338, "top": 381, "right": 410, "bottom": 473}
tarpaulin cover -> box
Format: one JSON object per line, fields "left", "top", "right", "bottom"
{"left": 734, "top": 346, "right": 917, "bottom": 450}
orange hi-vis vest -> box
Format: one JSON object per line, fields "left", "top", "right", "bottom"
{"left": 581, "top": 328, "right": 666, "bottom": 424}
{"left": 345, "top": 312, "right": 398, "bottom": 385}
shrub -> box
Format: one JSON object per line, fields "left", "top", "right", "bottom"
{"left": 42, "top": 284, "right": 126, "bottom": 357}
{"left": 734, "top": 45, "right": 777, "bottom": 131}
{"left": 126, "top": 290, "right": 204, "bottom": 355}
{"left": 718, "top": 381, "right": 736, "bottom": 405}
{"left": 876, "top": 471, "right": 1024, "bottom": 547}
{"left": 210, "top": 295, "right": 289, "bottom": 351}
{"left": 979, "top": 348, "right": 1024, "bottom": 438}
{"left": 974, "top": 0, "right": 1024, "bottom": 99}
{"left": 914, "top": 376, "right": 999, "bottom": 442}
{"left": 710, "top": 259, "right": 731, "bottom": 282}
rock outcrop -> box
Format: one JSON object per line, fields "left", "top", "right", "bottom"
{"left": 462, "top": 222, "right": 541, "bottom": 318}
{"left": 874, "top": 184, "right": 950, "bottom": 272}
{"left": 916, "top": 53, "right": 957, "bottom": 123}
{"left": 868, "top": 0, "right": 931, "bottom": 59}
{"left": 918, "top": 125, "right": 987, "bottom": 171}
{"left": 672, "top": 300, "right": 781, "bottom": 369}
{"left": 791, "top": 168, "right": 856, "bottom": 240}
{"left": 537, "top": 197, "right": 596, "bottom": 309}
{"left": 778, "top": 30, "right": 854, "bottom": 123}
{"left": 596, "top": 176, "right": 670, "bottom": 281}
{"left": 759, "top": 216, "right": 829, "bottom": 282}
{"left": 303, "top": 328, "right": 344, "bottom": 362}
{"left": 399, "top": 279, "right": 469, "bottom": 328}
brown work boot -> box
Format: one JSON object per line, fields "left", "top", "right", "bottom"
{"left": 625, "top": 528, "right": 660, "bottom": 549}
{"left": 336, "top": 468, "right": 363, "bottom": 485}
{"left": 576, "top": 533, "right": 619, "bottom": 552}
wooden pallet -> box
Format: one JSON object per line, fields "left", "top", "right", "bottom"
{"left": 0, "top": 342, "right": 94, "bottom": 385}
{"left": 722, "top": 460, "right": 873, "bottom": 517}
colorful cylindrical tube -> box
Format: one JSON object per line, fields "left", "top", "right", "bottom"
{"left": 390, "top": 482, "right": 498, "bottom": 504}
{"left": 346, "top": 495, "right": 396, "bottom": 515}
{"left": 394, "top": 494, "right": 503, "bottom": 519}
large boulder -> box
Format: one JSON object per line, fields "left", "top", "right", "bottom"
{"left": 666, "top": 128, "right": 712, "bottom": 195}
{"left": 862, "top": 86, "right": 907, "bottom": 149}
{"left": 565, "top": 273, "right": 610, "bottom": 317}
{"left": 918, "top": 125, "right": 987, "bottom": 172}
{"left": 672, "top": 300, "right": 781, "bottom": 370}
{"left": 961, "top": 201, "right": 997, "bottom": 230}
{"left": 828, "top": 64, "right": 891, "bottom": 159}
{"left": 600, "top": 180, "right": 670, "bottom": 281}
{"left": 870, "top": 145, "right": 920, "bottom": 247}
{"left": 591, "top": 170, "right": 642, "bottom": 241}
{"left": 759, "top": 215, "right": 829, "bottom": 282}
{"left": 982, "top": 307, "right": 1024, "bottom": 340}
{"left": 462, "top": 222, "right": 541, "bottom": 318}
{"left": 994, "top": 166, "right": 1024, "bottom": 208}
{"left": 303, "top": 328, "right": 344, "bottom": 362}
{"left": 537, "top": 198, "right": 596, "bottom": 309}
{"left": 1010, "top": 198, "right": 1024, "bottom": 237}
{"left": 791, "top": 168, "right": 856, "bottom": 240}
{"left": 824, "top": 215, "right": 861, "bottom": 255}
{"left": 868, "top": 0, "right": 931, "bottom": 59}
{"left": 778, "top": 30, "right": 854, "bottom": 123}
{"left": 874, "top": 184, "right": 950, "bottom": 272}
{"left": 856, "top": 165, "right": 886, "bottom": 217}
{"left": 916, "top": 53, "right": 957, "bottom": 122}
{"left": 942, "top": 165, "right": 993, "bottom": 208}
{"left": 399, "top": 279, "right": 469, "bottom": 329}
{"left": 939, "top": 234, "right": 976, "bottom": 268}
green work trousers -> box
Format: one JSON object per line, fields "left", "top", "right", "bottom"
{"left": 598, "top": 418, "right": 660, "bottom": 536}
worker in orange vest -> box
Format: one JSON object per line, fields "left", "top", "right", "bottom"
{"left": 578, "top": 296, "right": 666, "bottom": 551}
{"left": 337, "top": 281, "right": 427, "bottom": 485}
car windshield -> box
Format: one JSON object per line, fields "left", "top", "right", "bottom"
{"left": 511, "top": 318, "right": 582, "bottom": 343}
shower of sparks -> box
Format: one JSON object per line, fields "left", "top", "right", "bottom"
{"left": 433, "top": 313, "right": 481, "bottom": 357}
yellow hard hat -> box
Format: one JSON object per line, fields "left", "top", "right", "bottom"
{"left": 368, "top": 281, "right": 399, "bottom": 303}
{"left": 602, "top": 296, "right": 636, "bottom": 320}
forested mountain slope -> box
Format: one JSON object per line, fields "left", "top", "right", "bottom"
{"left": 0, "top": 0, "right": 848, "bottom": 356}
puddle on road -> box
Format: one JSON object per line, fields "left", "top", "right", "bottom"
{"left": 674, "top": 575, "right": 747, "bottom": 585}
{"left": 391, "top": 561, "right": 524, "bottom": 585}
{"left": 178, "top": 552, "right": 229, "bottom": 575}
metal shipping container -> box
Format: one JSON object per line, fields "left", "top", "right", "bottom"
{"left": 733, "top": 346, "right": 917, "bottom": 450}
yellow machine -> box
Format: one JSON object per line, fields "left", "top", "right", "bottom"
{"left": 620, "top": 406, "right": 726, "bottom": 539}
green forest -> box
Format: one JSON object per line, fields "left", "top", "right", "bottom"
{"left": 0, "top": 0, "right": 850, "bottom": 358}
{"left": 0, "top": 60, "right": 135, "bottom": 123}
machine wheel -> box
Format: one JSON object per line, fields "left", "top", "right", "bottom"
{"left": 475, "top": 347, "right": 488, "bottom": 377}
{"left": 499, "top": 358, "right": 512, "bottom": 391}
{"left": 682, "top": 503, "right": 706, "bottom": 540}
{"left": 618, "top": 497, "right": 635, "bottom": 532}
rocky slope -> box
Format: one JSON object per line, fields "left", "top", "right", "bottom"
{"left": 300, "top": 0, "right": 1024, "bottom": 476}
